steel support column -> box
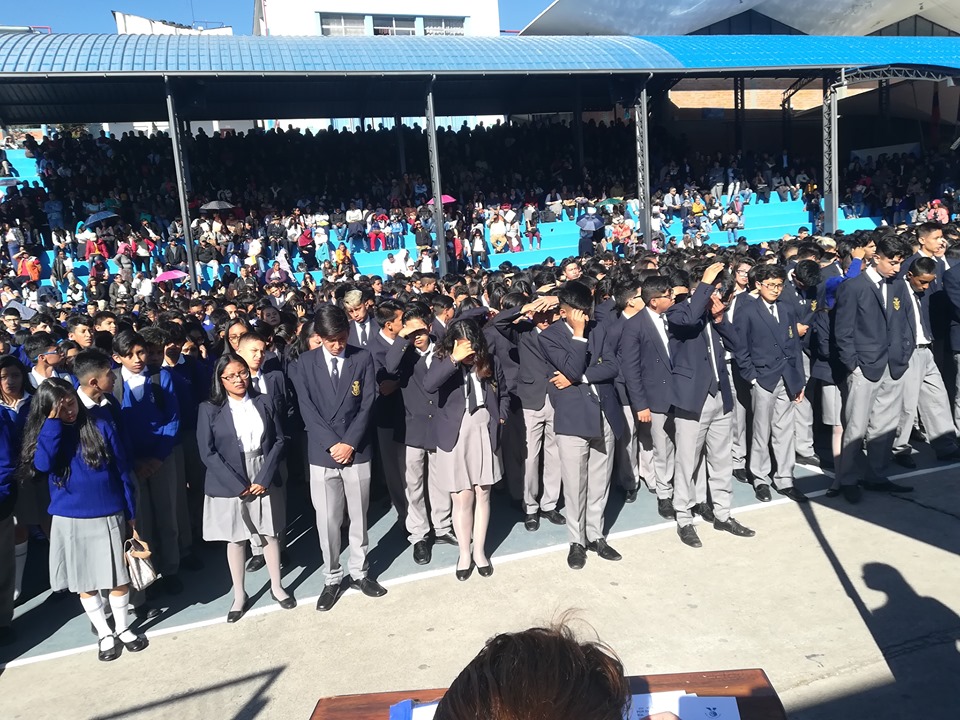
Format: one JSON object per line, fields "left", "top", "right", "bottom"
{"left": 822, "top": 83, "right": 839, "bottom": 234}
{"left": 734, "top": 77, "right": 745, "bottom": 151}
{"left": 165, "top": 78, "right": 199, "bottom": 290}
{"left": 425, "top": 80, "right": 448, "bottom": 276}
{"left": 395, "top": 115, "right": 407, "bottom": 176}
{"left": 878, "top": 79, "right": 890, "bottom": 118}
{"left": 574, "top": 82, "right": 584, "bottom": 173}
{"left": 633, "top": 88, "right": 651, "bottom": 248}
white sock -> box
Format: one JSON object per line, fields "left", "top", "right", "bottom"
{"left": 80, "top": 594, "right": 115, "bottom": 648}
{"left": 108, "top": 592, "right": 137, "bottom": 643}
{"left": 13, "top": 542, "right": 27, "bottom": 602}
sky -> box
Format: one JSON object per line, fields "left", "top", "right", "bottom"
{"left": 1, "top": 1, "right": 547, "bottom": 35}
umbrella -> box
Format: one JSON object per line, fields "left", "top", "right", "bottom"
{"left": 84, "top": 211, "right": 118, "bottom": 226}
{"left": 201, "top": 200, "right": 234, "bottom": 210}
{"left": 597, "top": 198, "right": 620, "bottom": 207}
{"left": 428, "top": 195, "right": 457, "bottom": 205}
{"left": 576, "top": 215, "right": 605, "bottom": 232}
{"left": 155, "top": 269, "right": 189, "bottom": 283}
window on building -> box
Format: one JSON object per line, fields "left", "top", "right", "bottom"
{"left": 319, "top": 13, "right": 366, "bottom": 36}
{"left": 372, "top": 16, "right": 416, "bottom": 36}
{"left": 870, "top": 14, "right": 959, "bottom": 37}
{"left": 423, "top": 17, "right": 465, "bottom": 36}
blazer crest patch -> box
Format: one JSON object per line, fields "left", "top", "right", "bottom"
{"left": 788, "top": 325, "right": 793, "bottom": 338}
{"left": 810, "top": 299, "right": 817, "bottom": 312}
{"left": 892, "top": 297, "right": 901, "bottom": 311}
{"left": 351, "top": 380, "right": 361, "bottom": 396}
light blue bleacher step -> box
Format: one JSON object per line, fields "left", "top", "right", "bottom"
{"left": 838, "top": 217, "right": 882, "bottom": 232}
{"left": 3, "top": 149, "right": 41, "bottom": 186}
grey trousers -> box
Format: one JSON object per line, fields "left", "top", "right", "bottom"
{"left": 614, "top": 404, "right": 640, "bottom": 491}
{"left": 309, "top": 462, "right": 371, "bottom": 586}
{"left": 521, "top": 397, "right": 562, "bottom": 514}
{"left": 404, "top": 446, "right": 452, "bottom": 544}
{"left": 136, "top": 451, "right": 180, "bottom": 576}
{"left": 750, "top": 379, "right": 797, "bottom": 488}
{"left": 795, "top": 353, "right": 816, "bottom": 457}
{"left": 649, "top": 411, "right": 676, "bottom": 500}
{"left": 0, "top": 514, "right": 13, "bottom": 627}
{"left": 728, "top": 358, "right": 750, "bottom": 470}
{"left": 558, "top": 415, "right": 615, "bottom": 546}
{"left": 895, "top": 347, "right": 958, "bottom": 456}
{"left": 673, "top": 392, "right": 733, "bottom": 526}
{"left": 839, "top": 368, "right": 903, "bottom": 485}
{"left": 952, "top": 354, "right": 960, "bottom": 437}
{"left": 377, "top": 427, "right": 407, "bottom": 520}
{"left": 501, "top": 404, "right": 526, "bottom": 502}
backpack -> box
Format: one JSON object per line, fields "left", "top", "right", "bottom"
{"left": 113, "top": 368, "right": 166, "bottom": 414}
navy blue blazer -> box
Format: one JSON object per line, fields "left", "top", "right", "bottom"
{"left": 902, "top": 252, "right": 949, "bottom": 341}
{"left": 593, "top": 298, "right": 616, "bottom": 326}
{"left": 667, "top": 282, "right": 736, "bottom": 415}
{"left": 431, "top": 317, "right": 448, "bottom": 345}
{"left": 491, "top": 304, "right": 553, "bottom": 412}
{"left": 940, "top": 263, "right": 960, "bottom": 352}
{"left": 620, "top": 309, "right": 676, "bottom": 415}
{"left": 484, "top": 322, "right": 519, "bottom": 401}
{"left": 197, "top": 394, "right": 286, "bottom": 497}
{"left": 833, "top": 272, "right": 913, "bottom": 381}
{"left": 248, "top": 368, "right": 290, "bottom": 421}
{"left": 538, "top": 319, "right": 625, "bottom": 439}
{"left": 289, "top": 345, "right": 376, "bottom": 468}
{"left": 808, "top": 286, "right": 841, "bottom": 385}
{"left": 606, "top": 313, "right": 632, "bottom": 407}
{"left": 347, "top": 317, "right": 375, "bottom": 349}
{"left": 732, "top": 294, "right": 806, "bottom": 396}
{"left": 385, "top": 337, "right": 438, "bottom": 450}
{"left": 366, "top": 330, "right": 404, "bottom": 431}
{"left": 422, "top": 354, "right": 508, "bottom": 453}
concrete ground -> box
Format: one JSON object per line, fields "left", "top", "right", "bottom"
{"left": 3, "top": 463, "right": 959, "bottom": 720}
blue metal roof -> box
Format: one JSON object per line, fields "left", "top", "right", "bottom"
{"left": 0, "top": 33, "right": 957, "bottom": 76}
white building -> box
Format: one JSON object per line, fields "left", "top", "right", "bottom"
{"left": 253, "top": 0, "right": 500, "bottom": 38}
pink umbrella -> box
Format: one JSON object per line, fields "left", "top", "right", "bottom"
{"left": 155, "top": 269, "right": 188, "bottom": 283}
{"left": 428, "top": 195, "right": 457, "bottom": 205}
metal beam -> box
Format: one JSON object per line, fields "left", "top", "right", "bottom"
{"left": 733, "top": 77, "right": 745, "bottom": 151}
{"left": 395, "top": 115, "right": 406, "bottom": 176}
{"left": 633, "top": 88, "right": 651, "bottom": 249}
{"left": 425, "top": 79, "right": 448, "bottom": 277}
{"left": 574, "top": 81, "right": 584, "bottom": 173}
{"left": 164, "top": 77, "right": 199, "bottom": 291}
{"left": 822, "top": 80, "right": 839, "bottom": 234}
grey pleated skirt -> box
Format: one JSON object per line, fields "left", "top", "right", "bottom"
{"left": 436, "top": 407, "right": 495, "bottom": 493}
{"left": 49, "top": 512, "right": 130, "bottom": 593}
{"left": 202, "top": 452, "right": 285, "bottom": 543}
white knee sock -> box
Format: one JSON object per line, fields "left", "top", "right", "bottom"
{"left": 13, "top": 542, "right": 27, "bottom": 602}
{"left": 108, "top": 591, "right": 137, "bottom": 643}
{"left": 80, "top": 594, "right": 115, "bottom": 648}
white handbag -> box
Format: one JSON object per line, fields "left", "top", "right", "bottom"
{"left": 124, "top": 532, "right": 158, "bottom": 592}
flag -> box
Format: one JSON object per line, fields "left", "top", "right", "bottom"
{"left": 931, "top": 86, "right": 941, "bottom": 147}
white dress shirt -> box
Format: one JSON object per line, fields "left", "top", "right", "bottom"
{"left": 121, "top": 366, "right": 148, "bottom": 401}
{"left": 321, "top": 346, "right": 346, "bottom": 378}
{"left": 646, "top": 307, "right": 670, "bottom": 358}
{"left": 228, "top": 395, "right": 264, "bottom": 454}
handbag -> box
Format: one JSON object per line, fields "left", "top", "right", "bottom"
{"left": 124, "top": 531, "right": 158, "bottom": 592}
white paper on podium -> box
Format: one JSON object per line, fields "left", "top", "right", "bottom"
{"left": 624, "top": 691, "right": 689, "bottom": 719}
{"left": 410, "top": 703, "right": 437, "bottom": 720}
{"left": 678, "top": 695, "right": 741, "bottom": 719}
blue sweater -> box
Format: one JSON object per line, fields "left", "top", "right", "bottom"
{"left": 0, "top": 414, "right": 17, "bottom": 519}
{"left": 35, "top": 417, "right": 137, "bottom": 521}
{"left": 118, "top": 368, "right": 180, "bottom": 460}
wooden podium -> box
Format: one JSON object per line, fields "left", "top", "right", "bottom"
{"left": 311, "top": 668, "right": 787, "bottom": 719}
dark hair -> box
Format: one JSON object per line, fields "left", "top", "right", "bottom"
{"left": 237, "top": 331, "right": 267, "bottom": 348}
{"left": 66, "top": 315, "right": 94, "bottom": 333}
{"left": 435, "top": 624, "right": 629, "bottom": 720}
{"left": 917, "top": 221, "right": 943, "bottom": 240}
{"left": 374, "top": 299, "right": 404, "bottom": 328}
{"left": 793, "top": 259, "right": 822, "bottom": 290}
{"left": 753, "top": 263, "right": 787, "bottom": 284}
{"left": 557, "top": 281, "right": 593, "bottom": 312}
{"left": 640, "top": 275, "right": 672, "bottom": 305}
{"left": 431, "top": 294, "right": 455, "bottom": 315}
{"left": 876, "top": 235, "right": 909, "bottom": 261}
{"left": 208, "top": 354, "right": 250, "bottom": 406}
{"left": 909, "top": 256, "right": 938, "bottom": 277}
{"left": 433, "top": 318, "right": 493, "bottom": 379}
{"left": 314, "top": 304, "right": 349, "bottom": 338}
{"left": 20, "top": 378, "right": 109, "bottom": 486}
{"left": 0, "top": 355, "right": 28, "bottom": 403}
{"left": 139, "top": 326, "right": 169, "bottom": 349}
{"left": 23, "top": 331, "right": 56, "bottom": 362}
{"left": 402, "top": 301, "right": 433, "bottom": 325}
{"left": 112, "top": 329, "right": 146, "bottom": 358}
{"left": 72, "top": 349, "right": 113, "bottom": 383}
{"left": 612, "top": 276, "right": 642, "bottom": 312}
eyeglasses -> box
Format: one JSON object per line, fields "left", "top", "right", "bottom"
{"left": 36, "top": 349, "right": 62, "bottom": 359}
{"left": 221, "top": 370, "right": 250, "bottom": 383}
{"left": 760, "top": 282, "right": 785, "bottom": 291}
{"left": 736, "top": 270, "right": 749, "bottom": 276}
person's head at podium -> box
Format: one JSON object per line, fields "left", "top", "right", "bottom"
{"left": 435, "top": 623, "right": 630, "bottom": 720}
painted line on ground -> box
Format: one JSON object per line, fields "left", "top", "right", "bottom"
{"left": 4, "top": 462, "right": 955, "bottom": 670}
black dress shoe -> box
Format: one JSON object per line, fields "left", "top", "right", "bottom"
{"left": 97, "top": 636, "right": 120, "bottom": 662}
{"left": 893, "top": 453, "right": 917, "bottom": 469}
{"left": 119, "top": 633, "right": 149, "bottom": 652}
{"left": 693, "top": 502, "right": 715, "bottom": 523}
{"left": 433, "top": 532, "right": 458, "bottom": 546}
{"left": 657, "top": 498, "right": 676, "bottom": 519}
{"left": 755, "top": 484, "right": 772, "bottom": 502}
{"left": 714, "top": 517, "right": 756, "bottom": 537}
{"left": 624, "top": 486, "right": 639, "bottom": 503}
{"left": 180, "top": 553, "right": 204, "bottom": 572}
{"left": 841, "top": 485, "right": 862, "bottom": 504}
{"left": 226, "top": 595, "right": 249, "bottom": 623}
{"left": 586, "top": 539, "right": 622, "bottom": 561}
{"left": 541, "top": 508, "right": 566, "bottom": 525}
{"left": 316, "top": 584, "right": 340, "bottom": 611}
{"left": 245, "top": 555, "right": 266, "bottom": 572}
{"left": 476, "top": 562, "right": 494, "bottom": 577}
{"left": 862, "top": 479, "right": 913, "bottom": 493}
{"left": 350, "top": 577, "right": 387, "bottom": 598}
{"left": 796, "top": 454, "right": 820, "bottom": 467}
{"left": 270, "top": 591, "right": 297, "bottom": 609}
{"left": 567, "top": 543, "right": 587, "bottom": 569}
{"left": 523, "top": 513, "right": 540, "bottom": 532}
{"left": 134, "top": 604, "right": 161, "bottom": 621}
{"left": 413, "top": 540, "right": 432, "bottom": 565}
{"left": 677, "top": 525, "right": 702, "bottom": 548}
{"left": 777, "top": 486, "right": 809, "bottom": 503}
{"left": 910, "top": 426, "right": 928, "bottom": 444}
{"left": 456, "top": 562, "right": 474, "bottom": 581}
{"left": 825, "top": 487, "right": 840, "bottom": 498}
{"left": 732, "top": 468, "right": 749, "bottom": 483}
{"left": 161, "top": 575, "right": 184, "bottom": 595}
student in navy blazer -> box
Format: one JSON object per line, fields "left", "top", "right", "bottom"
{"left": 665, "top": 263, "right": 755, "bottom": 548}
{"left": 288, "top": 304, "right": 384, "bottom": 612}
{"left": 198, "top": 354, "right": 293, "bottom": 621}
{"left": 423, "top": 319, "right": 507, "bottom": 580}
{"left": 732, "top": 263, "right": 808, "bottom": 503}
{"left": 538, "top": 281, "right": 623, "bottom": 569}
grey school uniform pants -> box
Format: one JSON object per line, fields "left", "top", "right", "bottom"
{"left": 672, "top": 391, "right": 733, "bottom": 527}
{"left": 649, "top": 411, "right": 676, "bottom": 499}
{"left": 558, "top": 414, "right": 615, "bottom": 547}
{"left": 895, "top": 346, "right": 958, "bottom": 457}
{"left": 404, "top": 446, "right": 452, "bottom": 544}
{"left": 521, "top": 397, "right": 562, "bottom": 515}
{"left": 839, "top": 367, "right": 903, "bottom": 486}
{"left": 309, "top": 462, "right": 371, "bottom": 587}
{"left": 794, "top": 353, "right": 816, "bottom": 457}
{"left": 750, "top": 379, "right": 797, "bottom": 489}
